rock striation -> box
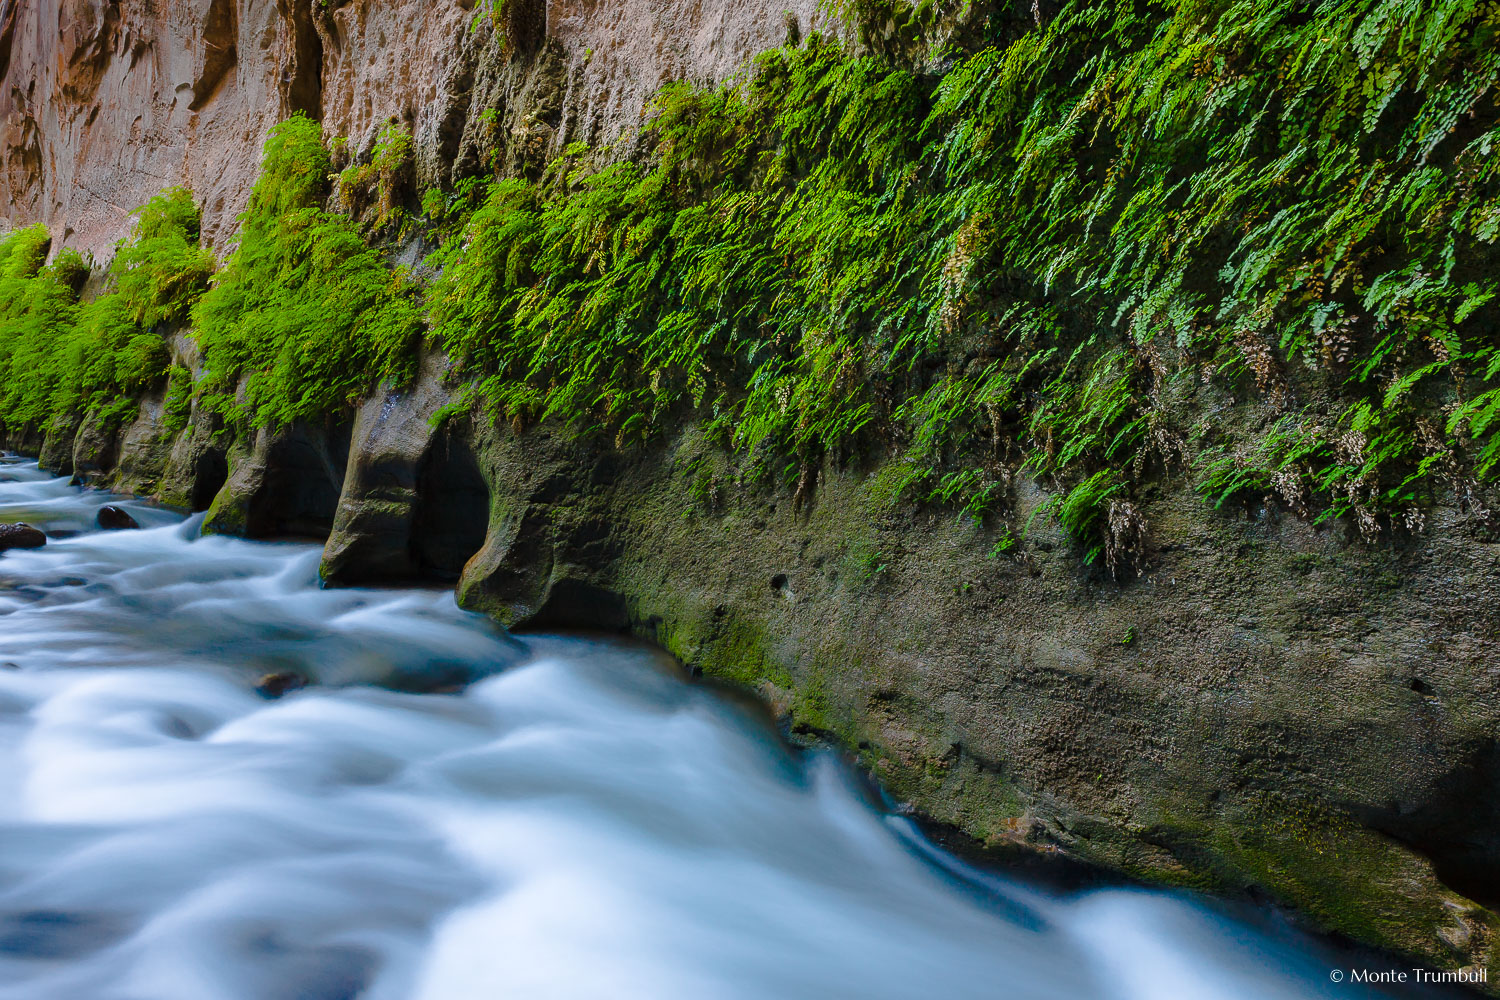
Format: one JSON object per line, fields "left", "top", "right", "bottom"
{"left": 0, "top": 0, "right": 823, "bottom": 260}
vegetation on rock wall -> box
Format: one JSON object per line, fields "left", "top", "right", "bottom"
{"left": 0, "top": 189, "right": 213, "bottom": 431}
{"left": 1, "top": 0, "right": 1496, "bottom": 564}
{"left": 193, "top": 115, "right": 423, "bottom": 430}
{"left": 430, "top": 0, "right": 1500, "bottom": 562}
{"left": 336, "top": 120, "right": 416, "bottom": 232}
{"left": 0, "top": 117, "right": 423, "bottom": 441}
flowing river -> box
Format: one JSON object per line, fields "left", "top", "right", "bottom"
{"left": 0, "top": 456, "right": 1453, "bottom": 1000}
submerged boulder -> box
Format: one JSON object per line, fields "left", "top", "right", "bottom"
{"left": 0, "top": 523, "right": 46, "bottom": 551}
{"left": 254, "top": 672, "right": 306, "bottom": 699}
{"left": 96, "top": 505, "right": 140, "bottom": 531}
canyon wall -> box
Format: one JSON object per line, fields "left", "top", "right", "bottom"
{"left": 1, "top": 0, "right": 289, "bottom": 257}
{"left": 4, "top": 0, "right": 1500, "bottom": 990}
{"left": 0, "top": 0, "right": 822, "bottom": 259}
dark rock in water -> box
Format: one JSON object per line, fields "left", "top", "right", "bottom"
{"left": 96, "top": 506, "right": 140, "bottom": 531}
{"left": 255, "top": 672, "right": 307, "bottom": 699}
{"left": 0, "top": 524, "right": 46, "bottom": 551}
{"left": 0, "top": 662, "right": 18, "bottom": 671}
{"left": 45, "top": 529, "right": 79, "bottom": 540}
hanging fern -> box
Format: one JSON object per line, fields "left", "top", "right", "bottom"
{"left": 4, "top": 0, "right": 1498, "bottom": 553}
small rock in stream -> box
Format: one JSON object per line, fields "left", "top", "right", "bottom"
{"left": 255, "top": 672, "right": 307, "bottom": 699}
{"left": 0, "top": 524, "right": 47, "bottom": 551}
{"left": 96, "top": 506, "right": 140, "bottom": 531}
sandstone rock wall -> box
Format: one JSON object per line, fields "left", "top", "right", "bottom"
{"left": 0, "top": 0, "right": 825, "bottom": 260}
{"left": 0, "top": 0, "right": 290, "bottom": 258}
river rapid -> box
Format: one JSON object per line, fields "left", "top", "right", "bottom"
{"left": 0, "top": 456, "right": 1451, "bottom": 1000}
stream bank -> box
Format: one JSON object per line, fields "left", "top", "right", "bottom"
{"left": 6, "top": 375, "right": 1498, "bottom": 986}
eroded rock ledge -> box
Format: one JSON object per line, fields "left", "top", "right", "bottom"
{"left": 6, "top": 370, "right": 1499, "bottom": 986}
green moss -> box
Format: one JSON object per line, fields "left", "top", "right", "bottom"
{"left": 1040, "top": 470, "right": 1126, "bottom": 565}
{"left": 0, "top": 224, "right": 53, "bottom": 280}
{"left": 1207, "top": 799, "right": 1486, "bottom": 966}
{"left": 843, "top": 541, "right": 891, "bottom": 585}
{"left": 856, "top": 704, "right": 1031, "bottom": 844}
{"left": 790, "top": 670, "right": 838, "bottom": 733}
{"left": 108, "top": 187, "right": 216, "bottom": 329}
{"left": 0, "top": 190, "right": 212, "bottom": 435}
{"left": 193, "top": 114, "right": 424, "bottom": 430}
{"left": 337, "top": 120, "right": 415, "bottom": 231}
{"left": 201, "top": 482, "right": 248, "bottom": 536}
{"left": 161, "top": 364, "right": 194, "bottom": 436}
{"left": 1115, "top": 790, "right": 1496, "bottom": 968}
{"left": 699, "top": 619, "right": 794, "bottom": 691}
{"left": 864, "top": 458, "right": 927, "bottom": 514}
{"left": 423, "top": 0, "right": 1500, "bottom": 547}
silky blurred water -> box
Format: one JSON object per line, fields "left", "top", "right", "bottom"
{"left": 0, "top": 455, "right": 1449, "bottom": 999}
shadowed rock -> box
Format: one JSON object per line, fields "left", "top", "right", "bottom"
{"left": 0, "top": 524, "right": 46, "bottom": 551}
{"left": 70, "top": 411, "right": 120, "bottom": 487}
{"left": 254, "top": 672, "right": 306, "bottom": 699}
{"left": 455, "top": 422, "right": 626, "bottom": 632}
{"left": 321, "top": 351, "right": 488, "bottom": 585}
{"left": 203, "top": 419, "right": 351, "bottom": 540}
{"left": 96, "top": 506, "right": 140, "bottom": 531}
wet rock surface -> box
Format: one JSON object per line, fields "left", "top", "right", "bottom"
{"left": 0, "top": 523, "right": 46, "bottom": 551}
{"left": 202, "top": 419, "right": 352, "bottom": 539}
{"left": 254, "top": 671, "right": 307, "bottom": 699}
{"left": 96, "top": 506, "right": 140, "bottom": 531}
{"left": 318, "top": 351, "right": 481, "bottom": 585}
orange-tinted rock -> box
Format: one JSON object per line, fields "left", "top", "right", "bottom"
{"left": 254, "top": 670, "right": 306, "bottom": 698}
{"left": 0, "top": 0, "right": 826, "bottom": 261}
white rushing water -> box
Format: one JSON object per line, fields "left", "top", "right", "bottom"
{"left": 0, "top": 457, "right": 1448, "bottom": 999}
